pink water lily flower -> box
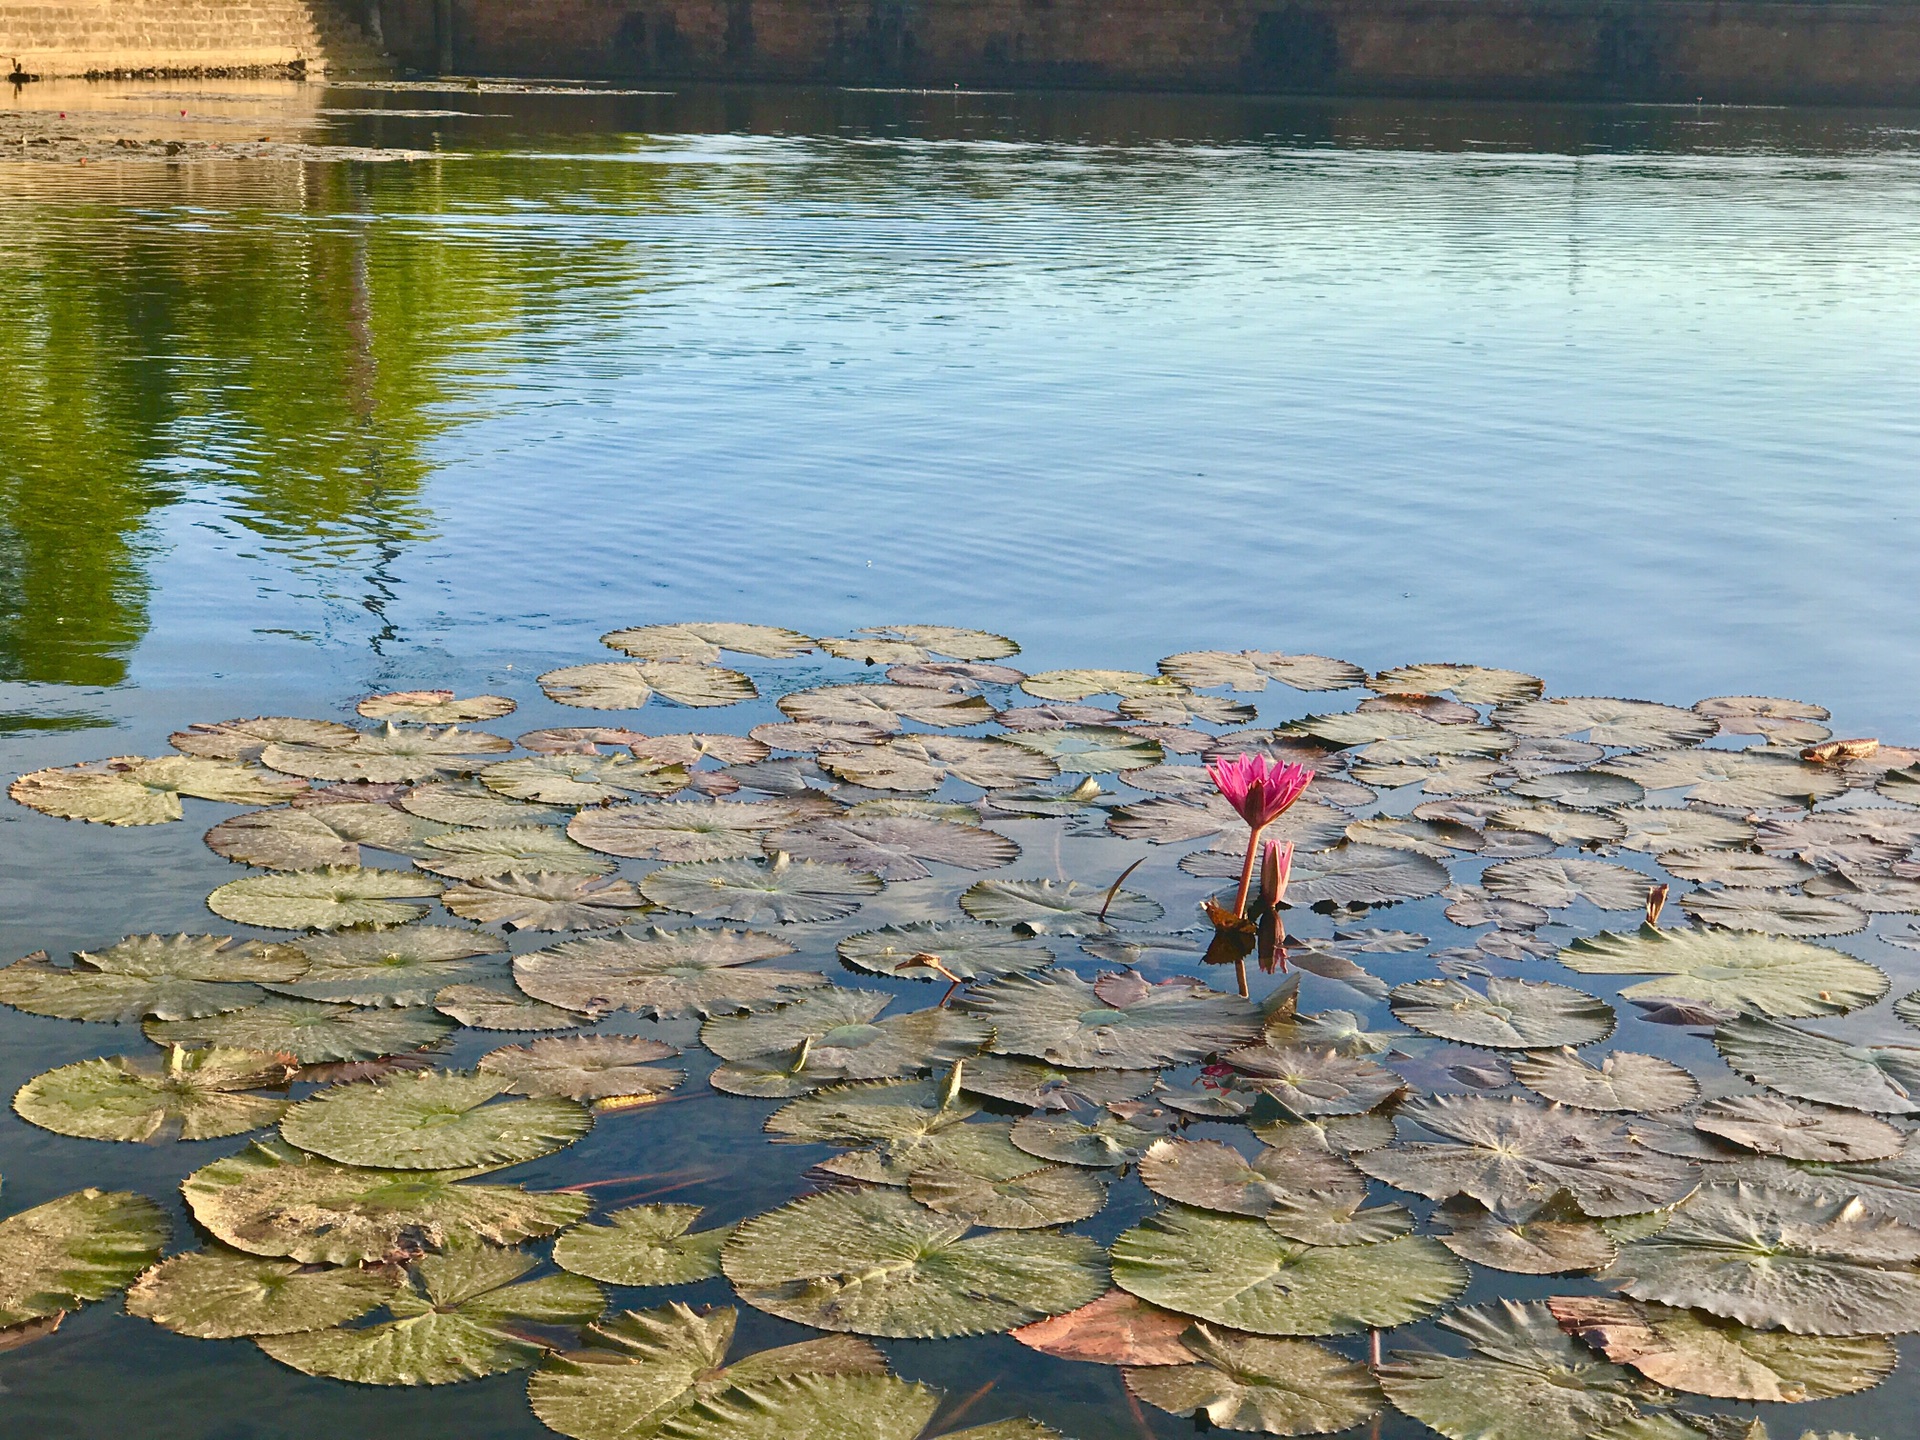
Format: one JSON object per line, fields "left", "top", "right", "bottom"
{"left": 1205, "top": 754, "right": 1314, "bottom": 829}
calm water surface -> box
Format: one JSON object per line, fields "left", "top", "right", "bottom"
{"left": 2, "top": 79, "right": 1918, "bottom": 1438}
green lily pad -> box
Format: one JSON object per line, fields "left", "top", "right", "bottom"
{"left": 959, "top": 878, "right": 1164, "bottom": 932}
{"left": 539, "top": 661, "right": 757, "bottom": 711}
{"left": 1376, "top": 1301, "right": 1655, "bottom": 1440}
{"left": 1611, "top": 808, "right": 1757, "bottom": 854}
{"left": 960, "top": 969, "right": 1258, "bottom": 1068}
{"left": 1138, "top": 1139, "right": 1367, "bottom": 1217}
{"left": 1390, "top": 976, "right": 1617, "bottom": 1049}
{"left": 183, "top": 1138, "right": 588, "bottom": 1264}
{"left": 722, "top": 1187, "right": 1106, "bottom": 1337}
{"left": 1602, "top": 1181, "right": 1920, "bottom": 1334}
{"left": 514, "top": 926, "right": 814, "bottom": 1018}
{"left": 1002, "top": 726, "right": 1163, "bottom": 776}
{"left": 281, "top": 1069, "right": 590, "bottom": 1170}
{"left": 146, "top": 997, "right": 455, "bottom": 1063}
{"left": 766, "top": 815, "right": 1017, "bottom": 881}
{"left": 1355, "top": 1096, "right": 1698, "bottom": 1216}
{"left": 402, "top": 780, "right": 573, "bottom": 828}
{"left": 822, "top": 1118, "right": 1038, "bottom": 1189}
{"left": 436, "top": 982, "right": 585, "bottom": 1031}
{"left": 417, "top": 825, "right": 614, "bottom": 881}
{"left": 1550, "top": 1294, "right": 1897, "bottom": 1402}
{"left": 1279, "top": 844, "right": 1450, "bottom": 907}
{"left": 1125, "top": 1325, "right": 1385, "bottom": 1435}
{"left": 839, "top": 922, "right": 1054, "bottom": 983}
{"left": 1434, "top": 1193, "right": 1619, "bottom": 1275}
{"left": 14, "top": 1046, "right": 291, "bottom": 1142}
{"left": 1599, "top": 748, "right": 1845, "bottom": 809}
{"left": 207, "top": 866, "right": 445, "bottom": 930}
{"left": 702, "top": 988, "right": 989, "bottom": 1097}
{"left": 0, "top": 933, "right": 306, "bottom": 1023}
{"left": 441, "top": 873, "right": 654, "bottom": 930}
{"left": 1484, "top": 858, "right": 1651, "bottom": 910}
{"left": 1110, "top": 1205, "right": 1465, "bottom": 1336}
{"left": 1657, "top": 850, "right": 1818, "bottom": 889}
{"left": 1221, "top": 1045, "right": 1406, "bottom": 1115}
{"left": 1693, "top": 1094, "right": 1903, "bottom": 1162}
{"left": 9, "top": 754, "right": 308, "bottom": 825}
{"left": 568, "top": 797, "right": 830, "bottom": 862}
{"left": 126, "top": 1244, "right": 398, "bottom": 1338}
{"left": 765, "top": 1075, "right": 976, "bottom": 1144}
{"left": 910, "top": 1163, "right": 1109, "bottom": 1229}
{"left": 1346, "top": 815, "right": 1487, "bottom": 856}
{"left": 480, "top": 755, "right": 687, "bottom": 806}
{"left": 778, "top": 683, "right": 994, "bottom": 730}
{"left": 822, "top": 736, "right": 1057, "bottom": 792}
{"left": 1559, "top": 924, "right": 1885, "bottom": 1018}
{"left": 205, "top": 802, "right": 453, "bottom": 869}
{"left": 552, "top": 1207, "right": 734, "bottom": 1288}
{"left": 640, "top": 856, "right": 881, "bottom": 924}
{"left": 959, "top": 1057, "right": 1154, "bottom": 1111}
{"left": 1491, "top": 805, "right": 1626, "bottom": 847}
{"left": 270, "top": 923, "right": 507, "bottom": 1007}
{"left": 1508, "top": 1049, "right": 1699, "bottom": 1112}
{"left": 1495, "top": 697, "right": 1716, "bottom": 749}
{"left": 1714, "top": 1016, "right": 1920, "bottom": 1113}
{"left": 1011, "top": 1110, "right": 1174, "bottom": 1167}
{"left": 257, "top": 1243, "right": 603, "bottom": 1384}
{"left": 1509, "top": 768, "right": 1646, "bottom": 808}
{"left": 261, "top": 723, "right": 512, "bottom": 783}
{"left": 1679, "top": 888, "right": 1868, "bottom": 938}
{"left": 0, "top": 1189, "right": 168, "bottom": 1327}
{"left": 170, "top": 716, "right": 359, "bottom": 762}
{"left": 477, "top": 1036, "right": 683, "bottom": 1102}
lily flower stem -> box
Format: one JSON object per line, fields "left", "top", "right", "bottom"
{"left": 1229, "top": 821, "right": 1269, "bottom": 997}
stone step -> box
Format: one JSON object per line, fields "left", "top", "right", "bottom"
{"left": 1, "top": 0, "right": 397, "bottom": 77}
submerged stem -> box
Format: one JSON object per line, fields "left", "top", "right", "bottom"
{"left": 1229, "top": 822, "right": 1269, "bottom": 997}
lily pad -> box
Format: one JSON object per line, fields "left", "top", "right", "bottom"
{"left": 960, "top": 969, "right": 1258, "bottom": 1068}
{"left": 552, "top": 1206, "right": 733, "bottom": 1288}
{"left": 722, "top": 1187, "right": 1106, "bottom": 1337}
{"left": 403, "top": 780, "right": 574, "bottom": 828}
{"left": 839, "top": 922, "right": 1053, "bottom": 983}
{"left": 14, "top": 1046, "right": 291, "bottom": 1142}
{"left": 183, "top": 1138, "right": 588, "bottom": 1264}
{"left": 481, "top": 754, "right": 688, "bottom": 806}
{"left": 1657, "top": 850, "right": 1818, "bottom": 888}
{"left": 1491, "top": 806, "right": 1626, "bottom": 847}
{"left": 822, "top": 737, "right": 1056, "bottom": 792}
{"left": 910, "top": 1163, "right": 1109, "bottom": 1229}
{"left": 1559, "top": 925, "right": 1886, "bottom": 1018}
{"left": 641, "top": 856, "right": 880, "bottom": 923}
{"left": 0, "top": 933, "right": 306, "bottom": 1023}
{"left": 1599, "top": 749, "right": 1845, "bottom": 809}
{"left": 778, "top": 683, "right": 994, "bottom": 730}
{"left": 126, "top": 1245, "right": 397, "bottom": 1338}
{"left": 821, "top": 636, "right": 935, "bottom": 664}
{"left": 436, "top": 982, "right": 588, "bottom": 1031}
{"left": 568, "top": 797, "right": 830, "bottom": 862}
{"left": 1484, "top": 858, "right": 1651, "bottom": 910}
{"left": 515, "top": 926, "right": 812, "bottom": 1018}
{"left": 280, "top": 1069, "right": 590, "bottom": 1170}
{"left": 1130, "top": 1326, "right": 1385, "bottom": 1435}
{"left": 1434, "top": 1193, "right": 1620, "bottom": 1275}
{"left": 602, "top": 622, "right": 814, "bottom": 662}
{"left": 1118, "top": 691, "right": 1256, "bottom": 726}
{"left": 261, "top": 724, "right": 512, "bottom": 783}
{"left": 1692, "top": 1094, "right": 1903, "bottom": 1162}
{"left": 9, "top": 754, "right": 308, "bottom": 825}
{"left": 417, "top": 825, "right": 614, "bottom": 880}
{"left": 146, "top": 997, "right": 455, "bottom": 1063}
{"left": 1370, "top": 664, "right": 1542, "bottom": 704}
{"left": 1354, "top": 1096, "right": 1698, "bottom": 1216}
{"left": 1023, "top": 669, "right": 1181, "bottom": 701}
{"left": 1548, "top": 1295, "right": 1895, "bottom": 1402}
{"left": 864, "top": 624, "right": 1018, "bottom": 660}
{"left": 0, "top": 1189, "right": 169, "bottom": 1327}
{"left": 1012, "top": 1110, "right": 1174, "bottom": 1167}
{"left": 1601, "top": 1181, "right": 1920, "bottom": 1334}
{"left": 1495, "top": 697, "right": 1717, "bottom": 749}
{"left": 1223, "top": 1045, "right": 1407, "bottom": 1116}
{"left": 1612, "top": 808, "right": 1756, "bottom": 854}
{"left": 1509, "top": 768, "right": 1646, "bottom": 808}
{"left": 1346, "top": 816, "right": 1486, "bottom": 856}
{"left": 1679, "top": 888, "right": 1867, "bottom": 938}
{"left": 1390, "top": 977, "right": 1617, "bottom": 1049}
{"left": 478, "top": 1037, "right": 683, "bottom": 1102}
{"left": 702, "top": 989, "right": 989, "bottom": 1097}
{"left": 959, "top": 1057, "right": 1154, "bottom": 1111}
{"left": 257, "top": 1243, "right": 603, "bottom": 1384}
{"left": 441, "top": 873, "right": 653, "bottom": 930}
{"left": 539, "top": 662, "right": 756, "bottom": 711}
{"left": 1110, "top": 1205, "right": 1465, "bottom": 1335}
{"left": 207, "top": 866, "right": 445, "bottom": 930}
{"left": 1003, "top": 726, "right": 1164, "bottom": 775}
{"left": 959, "top": 878, "right": 1163, "bottom": 931}
{"left": 271, "top": 924, "right": 507, "bottom": 1007}
{"left": 1281, "top": 844, "right": 1450, "bottom": 907}
{"left": 1508, "top": 1049, "right": 1699, "bottom": 1112}
{"left": 205, "top": 802, "right": 452, "bottom": 870}
{"left": 1011, "top": 1289, "right": 1197, "bottom": 1366}
{"left": 1160, "top": 651, "right": 1365, "bottom": 693}
{"left": 170, "top": 716, "right": 359, "bottom": 762}
{"left": 1376, "top": 1301, "right": 1653, "bottom": 1440}
{"left": 359, "top": 690, "right": 516, "bottom": 724}
{"left": 767, "top": 815, "right": 1016, "bottom": 880}
{"left": 1137, "top": 1139, "right": 1366, "bottom": 1217}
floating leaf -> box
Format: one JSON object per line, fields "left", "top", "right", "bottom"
{"left": 540, "top": 662, "right": 756, "bottom": 711}
{"left": 1495, "top": 697, "right": 1716, "bottom": 749}
{"left": 1111, "top": 1205, "right": 1464, "bottom": 1335}
{"left": 1881, "top": 765, "right": 1920, "bottom": 805}
{"left": 1804, "top": 870, "right": 1920, "bottom": 915}
{"left": 207, "top": 866, "right": 445, "bottom": 930}
{"left": 1602, "top": 1181, "right": 1920, "bottom": 1334}
{"left": 1159, "top": 651, "right": 1363, "bottom": 693}
{"left": 1484, "top": 857, "right": 1650, "bottom": 910}
{"left": 822, "top": 736, "right": 1055, "bottom": 792}
{"left": 257, "top": 1243, "right": 603, "bottom": 1384}
{"left": 1549, "top": 1295, "right": 1894, "bottom": 1402}
{"left": 0, "top": 933, "right": 305, "bottom": 1023}
{"left": 1118, "top": 691, "right": 1255, "bottom": 726}
{"left": 602, "top": 622, "right": 812, "bottom": 662}
{"left": 1370, "top": 664, "right": 1542, "bottom": 704}
{"left": 1012, "top": 1110, "right": 1174, "bottom": 1167}
{"left": 1491, "top": 805, "right": 1625, "bottom": 847}
{"left": 552, "top": 1207, "right": 733, "bottom": 1288}
{"left": 703, "top": 988, "right": 988, "bottom": 1097}
{"left": 441, "top": 873, "right": 653, "bottom": 930}
{"left": 1376, "top": 1301, "right": 1653, "bottom": 1440}
{"left": 205, "top": 802, "right": 451, "bottom": 870}
{"left": 360, "top": 691, "right": 516, "bottom": 724}
{"left": 1252, "top": 1113, "right": 1398, "bottom": 1156}
{"left": 821, "top": 636, "right": 930, "bottom": 664}
{"left": 514, "top": 926, "right": 811, "bottom": 1020}
{"left": 839, "top": 921, "right": 1053, "bottom": 983}
{"left": 1223, "top": 1045, "right": 1407, "bottom": 1116}
{"left": 126, "top": 1245, "right": 397, "bottom": 1338}
{"left": 480, "top": 754, "right": 687, "bottom": 806}
{"left": 1003, "top": 726, "right": 1163, "bottom": 775}
{"left": 1011, "top": 1289, "right": 1196, "bottom": 1366}
{"left": 262, "top": 724, "right": 512, "bottom": 783}
{"left": 656, "top": 1373, "right": 959, "bottom": 1440}
{"left": 1611, "top": 808, "right": 1756, "bottom": 854}
{"left": 1390, "top": 977, "right": 1617, "bottom": 1049}
{"left": 1599, "top": 748, "right": 1845, "bottom": 809}
{"left": 280, "top": 1069, "right": 590, "bottom": 1170}
{"left": 910, "top": 1164, "right": 1109, "bottom": 1229}
{"left": 271, "top": 923, "right": 507, "bottom": 1007}
{"left": 183, "top": 1138, "right": 587, "bottom": 1264}
{"left": 960, "top": 970, "right": 1257, "bottom": 1068}
{"left": 997, "top": 703, "right": 1123, "bottom": 731}
{"left": 1355, "top": 1096, "right": 1698, "bottom": 1216}
{"left": 722, "top": 1187, "right": 1106, "bottom": 1337}
{"left": 1125, "top": 1325, "right": 1383, "bottom": 1435}
{"left": 1280, "top": 844, "right": 1449, "bottom": 907}
{"left": 1679, "top": 888, "right": 1867, "bottom": 938}
{"left": 778, "top": 683, "right": 993, "bottom": 730}
{"left": 959, "top": 878, "right": 1163, "bottom": 933}
{"left": 1508, "top": 769, "right": 1645, "bottom": 808}
{"left": 1346, "top": 816, "right": 1485, "bottom": 857}
{"left": 861, "top": 624, "right": 1018, "bottom": 660}
{"left": 10, "top": 754, "right": 308, "bottom": 825}
{"left": 436, "top": 982, "right": 588, "bottom": 1031}
{"left": 14, "top": 1046, "right": 290, "bottom": 1142}
{"left": 478, "top": 1037, "right": 683, "bottom": 1102}
{"left": 1559, "top": 925, "right": 1886, "bottom": 1018}
{"left": 641, "top": 856, "right": 880, "bottom": 923}
{"left": 1692, "top": 1094, "right": 1903, "bottom": 1162}
{"left": 417, "top": 825, "right": 614, "bottom": 881}
{"left": 1434, "top": 1194, "right": 1619, "bottom": 1274}
{"left": 147, "top": 997, "right": 454, "bottom": 1063}
{"left": 402, "top": 780, "right": 573, "bottom": 828}
{"left": 170, "top": 716, "right": 358, "bottom": 762}
{"left": 1715, "top": 1016, "right": 1920, "bottom": 1114}
{"left": 1023, "top": 669, "right": 1180, "bottom": 701}
{"left": 1657, "top": 850, "right": 1817, "bottom": 888}
{"left": 960, "top": 1057, "right": 1153, "bottom": 1111}
{"left": 0, "top": 1189, "right": 168, "bottom": 1327}
{"left": 1138, "top": 1139, "right": 1366, "bottom": 1217}
{"left": 568, "top": 797, "right": 831, "bottom": 862}
{"left": 766, "top": 815, "right": 1016, "bottom": 881}
{"left": 1508, "top": 1049, "right": 1699, "bottom": 1112}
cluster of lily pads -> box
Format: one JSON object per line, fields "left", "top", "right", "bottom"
{"left": 4, "top": 620, "right": 1919, "bottom": 1439}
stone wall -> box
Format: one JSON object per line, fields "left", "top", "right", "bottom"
{"left": 380, "top": 0, "right": 1920, "bottom": 105}
{"left": 1, "top": 0, "right": 385, "bottom": 78}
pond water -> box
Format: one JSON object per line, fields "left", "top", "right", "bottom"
{"left": 2, "top": 79, "right": 1919, "bottom": 1440}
